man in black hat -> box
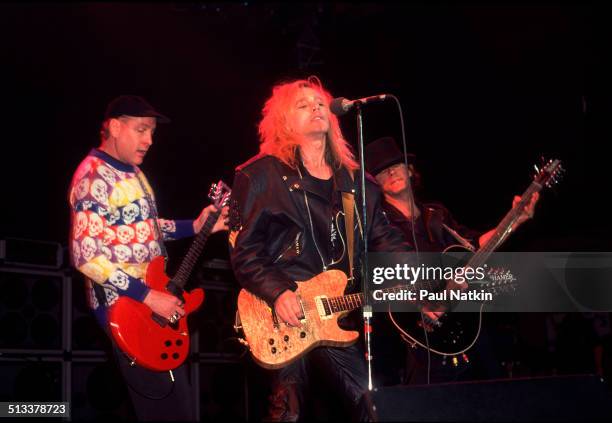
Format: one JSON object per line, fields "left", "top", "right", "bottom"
{"left": 68, "top": 95, "right": 227, "bottom": 420}
{"left": 365, "top": 136, "right": 539, "bottom": 384}
{"left": 365, "top": 136, "right": 539, "bottom": 253}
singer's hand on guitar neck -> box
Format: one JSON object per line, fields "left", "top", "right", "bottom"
{"left": 274, "top": 290, "right": 304, "bottom": 327}
{"left": 143, "top": 289, "right": 185, "bottom": 321}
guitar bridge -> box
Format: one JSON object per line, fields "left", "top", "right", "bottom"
{"left": 297, "top": 295, "right": 307, "bottom": 323}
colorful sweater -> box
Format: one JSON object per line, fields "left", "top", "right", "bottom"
{"left": 68, "top": 149, "right": 195, "bottom": 326}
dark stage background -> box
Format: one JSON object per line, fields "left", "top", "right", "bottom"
{"left": 1, "top": 2, "right": 611, "bottom": 250}
{"left": 1, "top": 2, "right": 612, "bottom": 421}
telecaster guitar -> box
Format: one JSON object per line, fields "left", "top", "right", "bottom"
{"left": 236, "top": 268, "right": 513, "bottom": 369}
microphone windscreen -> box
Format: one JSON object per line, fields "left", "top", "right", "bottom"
{"left": 330, "top": 97, "right": 348, "bottom": 116}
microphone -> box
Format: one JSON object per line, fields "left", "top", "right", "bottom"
{"left": 330, "top": 94, "right": 388, "bottom": 116}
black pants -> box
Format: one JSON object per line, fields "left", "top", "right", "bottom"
{"left": 264, "top": 344, "right": 370, "bottom": 422}
{"left": 112, "top": 346, "right": 197, "bottom": 422}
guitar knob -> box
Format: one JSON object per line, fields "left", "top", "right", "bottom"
{"left": 284, "top": 335, "right": 289, "bottom": 342}
{"left": 300, "top": 332, "right": 306, "bottom": 338}
{"left": 161, "top": 353, "right": 168, "bottom": 360}
{"left": 176, "top": 339, "right": 183, "bottom": 346}
{"left": 271, "top": 347, "right": 277, "bottom": 354}
{"left": 164, "top": 340, "right": 172, "bottom": 347}
{"left": 172, "top": 353, "right": 179, "bottom": 360}
{"left": 268, "top": 338, "right": 275, "bottom": 345}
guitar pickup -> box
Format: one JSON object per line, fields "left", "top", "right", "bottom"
{"left": 166, "top": 280, "right": 186, "bottom": 304}
{"left": 314, "top": 296, "right": 333, "bottom": 320}
{"left": 152, "top": 312, "right": 169, "bottom": 328}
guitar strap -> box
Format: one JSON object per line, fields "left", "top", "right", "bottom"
{"left": 341, "top": 169, "right": 362, "bottom": 282}
{"left": 92, "top": 280, "right": 108, "bottom": 307}
{"left": 341, "top": 192, "right": 355, "bottom": 281}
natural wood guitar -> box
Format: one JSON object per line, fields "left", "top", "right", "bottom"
{"left": 236, "top": 270, "right": 359, "bottom": 369}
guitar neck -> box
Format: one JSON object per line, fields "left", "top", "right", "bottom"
{"left": 469, "top": 179, "right": 542, "bottom": 269}
{"left": 324, "top": 281, "right": 440, "bottom": 315}
{"left": 172, "top": 210, "right": 221, "bottom": 288}
{"left": 324, "top": 274, "right": 511, "bottom": 316}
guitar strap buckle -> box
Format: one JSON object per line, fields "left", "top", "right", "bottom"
{"left": 91, "top": 279, "right": 108, "bottom": 307}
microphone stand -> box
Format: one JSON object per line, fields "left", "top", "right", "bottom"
{"left": 354, "top": 101, "right": 374, "bottom": 391}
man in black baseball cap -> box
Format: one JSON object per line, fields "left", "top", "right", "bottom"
{"left": 96, "top": 95, "right": 171, "bottom": 167}
{"left": 68, "top": 94, "right": 227, "bottom": 421}
{"left": 104, "top": 94, "right": 171, "bottom": 123}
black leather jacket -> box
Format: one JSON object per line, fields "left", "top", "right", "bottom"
{"left": 382, "top": 200, "right": 482, "bottom": 252}
{"left": 229, "top": 154, "right": 411, "bottom": 306}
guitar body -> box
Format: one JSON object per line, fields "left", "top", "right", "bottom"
{"left": 106, "top": 180, "right": 231, "bottom": 372}
{"left": 108, "top": 256, "right": 205, "bottom": 371}
{"left": 389, "top": 245, "right": 485, "bottom": 356}
{"left": 237, "top": 270, "right": 359, "bottom": 369}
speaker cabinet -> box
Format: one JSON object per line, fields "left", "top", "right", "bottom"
{"left": 365, "top": 375, "right": 612, "bottom": 422}
{"left": 0, "top": 268, "right": 65, "bottom": 350}
{"left": 0, "top": 360, "right": 62, "bottom": 402}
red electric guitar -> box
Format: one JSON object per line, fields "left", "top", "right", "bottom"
{"left": 108, "top": 181, "right": 231, "bottom": 371}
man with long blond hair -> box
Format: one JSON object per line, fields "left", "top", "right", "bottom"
{"left": 229, "top": 77, "right": 409, "bottom": 421}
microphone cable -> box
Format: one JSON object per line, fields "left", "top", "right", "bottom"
{"left": 387, "top": 94, "right": 432, "bottom": 385}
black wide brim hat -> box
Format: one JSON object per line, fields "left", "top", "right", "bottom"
{"left": 365, "top": 136, "right": 415, "bottom": 176}
{"left": 104, "top": 95, "right": 171, "bottom": 123}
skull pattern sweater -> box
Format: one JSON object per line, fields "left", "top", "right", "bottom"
{"left": 68, "top": 149, "right": 195, "bottom": 326}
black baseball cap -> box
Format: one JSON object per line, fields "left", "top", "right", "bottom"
{"left": 104, "top": 95, "right": 170, "bottom": 123}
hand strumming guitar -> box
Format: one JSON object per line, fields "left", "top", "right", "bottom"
{"left": 274, "top": 290, "right": 304, "bottom": 327}
{"left": 143, "top": 289, "right": 185, "bottom": 321}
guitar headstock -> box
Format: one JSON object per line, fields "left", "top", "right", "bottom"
{"left": 533, "top": 158, "right": 564, "bottom": 188}
{"left": 483, "top": 267, "right": 518, "bottom": 295}
{"left": 208, "top": 180, "right": 232, "bottom": 209}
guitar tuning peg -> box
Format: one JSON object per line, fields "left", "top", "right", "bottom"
{"left": 534, "top": 164, "right": 540, "bottom": 174}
